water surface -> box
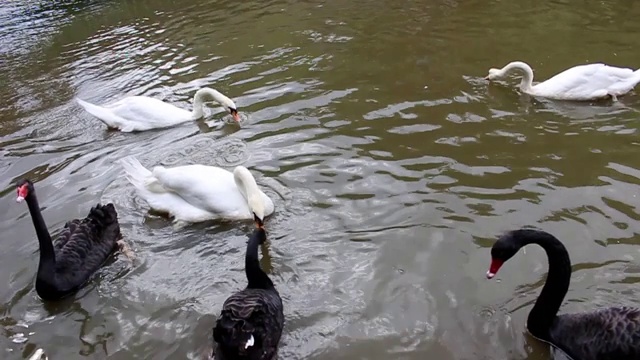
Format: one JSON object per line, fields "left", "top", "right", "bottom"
{"left": 1, "top": 0, "right": 640, "bottom": 359}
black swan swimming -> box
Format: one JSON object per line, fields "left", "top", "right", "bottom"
{"left": 212, "top": 227, "right": 284, "bottom": 360}
{"left": 487, "top": 229, "right": 640, "bottom": 360}
{"left": 16, "top": 179, "right": 132, "bottom": 301}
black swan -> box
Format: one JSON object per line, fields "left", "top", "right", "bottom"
{"left": 212, "top": 227, "right": 284, "bottom": 360}
{"left": 487, "top": 229, "right": 640, "bottom": 360}
{"left": 16, "top": 179, "right": 133, "bottom": 301}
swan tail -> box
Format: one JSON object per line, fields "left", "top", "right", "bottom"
{"left": 86, "top": 203, "right": 119, "bottom": 227}
{"left": 119, "top": 156, "right": 166, "bottom": 193}
{"left": 76, "top": 98, "right": 125, "bottom": 129}
{"left": 85, "top": 203, "right": 122, "bottom": 242}
{"left": 213, "top": 315, "right": 257, "bottom": 352}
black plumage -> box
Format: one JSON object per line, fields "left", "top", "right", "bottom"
{"left": 212, "top": 228, "right": 284, "bottom": 360}
{"left": 16, "top": 179, "right": 124, "bottom": 301}
{"left": 488, "top": 229, "right": 640, "bottom": 360}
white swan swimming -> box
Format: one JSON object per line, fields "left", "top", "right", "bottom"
{"left": 485, "top": 61, "right": 640, "bottom": 101}
{"left": 119, "top": 156, "right": 274, "bottom": 225}
{"left": 76, "top": 87, "right": 240, "bottom": 132}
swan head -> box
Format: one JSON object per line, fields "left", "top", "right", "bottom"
{"left": 208, "top": 89, "right": 240, "bottom": 122}
{"left": 194, "top": 88, "right": 241, "bottom": 122}
{"left": 484, "top": 68, "right": 504, "bottom": 81}
{"left": 486, "top": 230, "right": 523, "bottom": 279}
{"left": 249, "top": 195, "right": 265, "bottom": 229}
{"left": 16, "top": 179, "right": 34, "bottom": 203}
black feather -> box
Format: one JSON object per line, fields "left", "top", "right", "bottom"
{"left": 490, "top": 229, "right": 640, "bottom": 360}
{"left": 212, "top": 228, "right": 284, "bottom": 360}
{"left": 17, "top": 179, "right": 122, "bottom": 301}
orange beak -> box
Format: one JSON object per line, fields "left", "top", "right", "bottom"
{"left": 231, "top": 109, "right": 240, "bottom": 122}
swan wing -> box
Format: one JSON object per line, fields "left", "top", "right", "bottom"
{"left": 52, "top": 204, "right": 121, "bottom": 290}
{"left": 53, "top": 219, "right": 81, "bottom": 252}
{"left": 151, "top": 164, "right": 252, "bottom": 220}
{"left": 105, "top": 96, "right": 193, "bottom": 130}
{"left": 533, "top": 64, "right": 637, "bottom": 99}
{"left": 119, "top": 157, "right": 237, "bottom": 222}
{"left": 550, "top": 307, "right": 640, "bottom": 360}
{"left": 213, "top": 288, "right": 284, "bottom": 357}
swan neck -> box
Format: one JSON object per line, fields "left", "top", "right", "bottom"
{"left": 504, "top": 62, "right": 534, "bottom": 91}
{"left": 191, "top": 90, "right": 207, "bottom": 119}
{"left": 522, "top": 232, "right": 571, "bottom": 339}
{"left": 234, "top": 169, "right": 260, "bottom": 204}
{"left": 25, "top": 193, "right": 56, "bottom": 278}
{"left": 192, "top": 88, "right": 227, "bottom": 119}
{"left": 245, "top": 229, "right": 273, "bottom": 289}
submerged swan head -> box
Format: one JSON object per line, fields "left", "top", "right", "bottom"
{"left": 484, "top": 61, "right": 535, "bottom": 92}
{"left": 193, "top": 87, "right": 240, "bottom": 122}
{"left": 484, "top": 68, "right": 505, "bottom": 81}
{"left": 233, "top": 166, "right": 266, "bottom": 227}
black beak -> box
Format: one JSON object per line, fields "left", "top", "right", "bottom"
{"left": 253, "top": 213, "right": 264, "bottom": 229}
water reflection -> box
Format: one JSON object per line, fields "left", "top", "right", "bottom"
{"left": 1, "top": 0, "right": 640, "bottom": 359}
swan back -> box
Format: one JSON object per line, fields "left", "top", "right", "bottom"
{"left": 39, "top": 203, "right": 121, "bottom": 300}
{"left": 233, "top": 166, "right": 265, "bottom": 222}
{"left": 550, "top": 307, "right": 640, "bottom": 360}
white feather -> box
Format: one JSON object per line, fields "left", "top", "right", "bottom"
{"left": 118, "top": 156, "right": 274, "bottom": 223}
{"left": 486, "top": 61, "right": 640, "bottom": 101}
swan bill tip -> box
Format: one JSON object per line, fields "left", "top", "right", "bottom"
{"left": 16, "top": 196, "right": 25, "bottom": 203}
{"left": 486, "top": 271, "right": 496, "bottom": 279}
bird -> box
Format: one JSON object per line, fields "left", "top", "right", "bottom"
{"left": 485, "top": 61, "right": 640, "bottom": 101}
{"left": 118, "top": 156, "right": 274, "bottom": 226}
{"left": 211, "top": 227, "right": 284, "bottom": 359}
{"left": 76, "top": 87, "right": 240, "bottom": 132}
{"left": 16, "top": 179, "right": 134, "bottom": 301}
{"left": 487, "top": 228, "right": 640, "bottom": 360}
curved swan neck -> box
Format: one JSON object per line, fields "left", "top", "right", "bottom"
{"left": 245, "top": 228, "right": 273, "bottom": 289}
{"left": 502, "top": 61, "right": 535, "bottom": 92}
{"left": 191, "top": 88, "right": 234, "bottom": 119}
{"left": 515, "top": 230, "right": 571, "bottom": 339}
{"left": 24, "top": 192, "right": 57, "bottom": 280}
{"left": 234, "top": 167, "right": 261, "bottom": 204}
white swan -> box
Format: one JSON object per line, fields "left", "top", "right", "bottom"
{"left": 119, "top": 156, "right": 274, "bottom": 225}
{"left": 76, "top": 87, "right": 240, "bottom": 132}
{"left": 485, "top": 61, "right": 640, "bottom": 101}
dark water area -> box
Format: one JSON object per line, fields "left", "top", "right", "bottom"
{"left": 1, "top": 0, "right": 640, "bottom": 359}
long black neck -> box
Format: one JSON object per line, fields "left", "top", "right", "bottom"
{"left": 25, "top": 193, "right": 57, "bottom": 279}
{"left": 245, "top": 229, "right": 273, "bottom": 290}
{"left": 517, "top": 230, "right": 571, "bottom": 339}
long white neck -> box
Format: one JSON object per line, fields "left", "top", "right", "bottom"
{"left": 191, "top": 87, "right": 234, "bottom": 119}
{"left": 501, "top": 61, "right": 535, "bottom": 92}
{"left": 233, "top": 166, "right": 261, "bottom": 205}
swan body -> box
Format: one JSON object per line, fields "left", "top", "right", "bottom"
{"left": 485, "top": 61, "right": 640, "bottom": 101}
{"left": 487, "top": 229, "right": 640, "bottom": 360}
{"left": 76, "top": 87, "right": 240, "bottom": 132}
{"left": 212, "top": 228, "right": 284, "bottom": 360}
{"left": 16, "top": 179, "right": 130, "bottom": 301}
{"left": 118, "top": 156, "right": 274, "bottom": 224}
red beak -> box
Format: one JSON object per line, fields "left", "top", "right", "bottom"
{"left": 486, "top": 258, "right": 504, "bottom": 279}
